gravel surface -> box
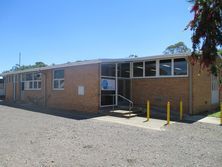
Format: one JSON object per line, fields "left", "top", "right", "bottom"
{"left": 0, "top": 104, "right": 221, "bottom": 167}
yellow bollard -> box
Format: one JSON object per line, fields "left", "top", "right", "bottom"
{"left": 220, "top": 102, "right": 222, "bottom": 125}
{"left": 180, "top": 99, "right": 183, "bottom": 121}
{"left": 147, "top": 100, "right": 150, "bottom": 121}
{"left": 167, "top": 101, "right": 170, "bottom": 125}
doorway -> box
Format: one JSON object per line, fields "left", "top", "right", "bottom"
{"left": 100, "top": 62, "right": 131, "bottom": 107}
{"left": 211, "top": 75, "right": 219, "bottom": 104}
{"left": 118, "top": 79, "right": 131, "bottom": 105}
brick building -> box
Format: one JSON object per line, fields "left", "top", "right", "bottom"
{"left": 1, "top": 54, "right": 221, "bottom": 114}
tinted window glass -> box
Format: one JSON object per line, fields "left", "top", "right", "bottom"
{"left": 54, "top": 70, "right": 64, "bottom": 79}
{"left": 29, "top": 82, "right": 33, "bottom": 89}
{"left": 145, "top": 61, "right": 156, "bottom": 76}
{"left": 118, "top": 63, "right": 130, "bottom": 78}
{"left": 25, "top": 73, "right": 33, "bottom": 81}
{"left": 159, "top": 59, "right": 172, "bottom": 76}
{"left": 54, "top": 80, "right": 59, "bottom": 89}
{"left": 133, "top": 62, "right": 143, "bottom": 77}
{"left": 60, "top": 80, "right": 64, "bottom": 88}
{"left": 101, "top": 64, "right": 116, "bottom": 77}
{"left": 38, "top": 81, "right": 41, "bottom": 89}
{"left": 34, "top": 73, "right": 41, "bottom": 80}
{"left": 174, "top": 58, "right": 187, "bottom": 75}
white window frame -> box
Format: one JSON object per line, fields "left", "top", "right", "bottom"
{"left": 22, "top": 72, "right": 42, "bottom": 90}
{"left": 53, "top": 69, "right": 65, "bottom": 90}
{"left": 131, "top": 57, "right": 188, "bottom": 79}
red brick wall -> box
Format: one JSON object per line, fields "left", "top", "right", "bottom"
{"left": 45, "top": 64, "right": 100, "bottom": 112}
{"left": 5, "top": 64, "right": 100, "bottom": 113}
{"left": 5, "top": 75, "right": 13, "bottom": 101}
{"left": 191, "top": 64, "right": 217, "bottom": 114}
{"left": 132, "top": 77, "right": 190, "bottom": 114}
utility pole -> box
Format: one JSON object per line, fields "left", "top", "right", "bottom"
{"left": 19, "top": 52, "right": 21, "bottom": 67}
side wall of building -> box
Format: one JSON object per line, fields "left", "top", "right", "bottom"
{"left": 5, "top": 75, "right": 14, "bottom": 101}
{"left": 5, "top": 63, "right": 100, "bottom": 113}
{"left": 45, "top": 64, "right": 100, "bottom": 112}
{"left": 191, "top": 64, "right": 219, "bottom": 114}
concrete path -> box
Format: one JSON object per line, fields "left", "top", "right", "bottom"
{"left": 186, "top": 116, "right": 220, "bottom": 125}
{"left": 94, "top": 110, "right": 174, "bottom": 131}
{"left": 96, "top": 110, "right": 221, "bottom": 131}
{"left": 184, "top": 115, "right": 221, "bottom": 125}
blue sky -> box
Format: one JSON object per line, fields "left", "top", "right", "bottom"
{"left": 0, "top": 0, "right": 193, "bottom": 72}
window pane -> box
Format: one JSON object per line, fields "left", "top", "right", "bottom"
{"left": 22, "top": 74, "right": 26, "bottom": 81}
{"left": 101, "top": 64, "right": 116, "bottom": 76}
{"left": 133, "top": 62, "right": 143, "bottom": 77}
{"left": 34, "top": 81, "right": 38, "bottom": 88}
{"left": 159, "top": 59, "right": 172, "bottom": 76}
{"left": 145, "top": 61, "right": 156, "bottom": 76}
{"left": 29, "top": 82, "right": 33, "bottom": 89}
{"left": 54, "top": 80, "right": 59, "bottom": 89}
{"left": 101, "top": 91, "right": 115, "bottom": 105}
{"left": 38, "top": 81, "right": 41, "bottom": 89}
{"left": 34, "top": 73, "right": 41, "bottom": 80}
{"left": 60, "top": 80, "right": 64, "bottom": 88}
{"left": 24, "top": 82, "right": 29, "bottom": 90}
{"left": 54, "top": 70, "right": 64, "bottom": 79}
{"left": 174, "top": 58, "right": 187, "bottom": 75}
{"left": 118, "top": 63, "right": 130, "bottom": 78}
{"left": 22, "top": 82, "right": 25, "bottom": 90}
{"left": 26, "top": 73, "right": 33, "bottom": 81}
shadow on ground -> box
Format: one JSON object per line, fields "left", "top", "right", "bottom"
{"left": 0, "top": 101, "right": 104, "bottom": 120}
{"left": 0, "top": 100, "right": 207, "bottom": 124}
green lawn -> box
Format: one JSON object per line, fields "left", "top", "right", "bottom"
{"left": 209, "top": 111, "right": 221, "bottom": 118}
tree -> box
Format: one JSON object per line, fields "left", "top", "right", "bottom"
{"left": 3, "top": 62, "right": 47, "bottom": 73}
{"left": 186, "top": 0, "right": 222, "bottom": 80}
{"left": 163, "top": 41, "right": 191, "bottom": 55}
{"left": 129, "top": 54, "right": 138, "bottom": 58}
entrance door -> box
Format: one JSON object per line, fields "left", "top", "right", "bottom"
{"left": 118, "top": 79, "right": 131, "bottom": 105}
{"left": 211, "top": 75, "right": 219, "bottom": 104}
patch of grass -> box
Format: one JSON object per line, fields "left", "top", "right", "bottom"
{"left": 208, "top": 111, "right": 221, "bottom": 118}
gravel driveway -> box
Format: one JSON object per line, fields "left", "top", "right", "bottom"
{"left": 0, "top": 104, "right": 221, "bottom": 167}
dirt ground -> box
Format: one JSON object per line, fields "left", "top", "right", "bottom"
{"left": 0, "top": 104, "right": 222, "bottom": 167}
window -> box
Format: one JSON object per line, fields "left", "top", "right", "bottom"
{"left": 53, "top": 69, "right": 64, "bottom": 90}
{"left": 145, "top": 61, "right": 156, "bottom": 77}
{"left": 133, "top": 62, "right": 143, "bottom": 77}
{"left": 25, "top": 73, "right": 32, "bottom": 81}
{"left": 22, "top": 72, "right": 41, "bottom": 90}
{"left": 101, "top": 64, "right": 116, "bottom": 77}
{"left": 174, "top": 58, "right": 188, "bottom": 75}
{"left": 118, "top": 63, "right": 130, "bottom": 78}
{"left": 159, "top": 59, "right": 172, "bottom": 76}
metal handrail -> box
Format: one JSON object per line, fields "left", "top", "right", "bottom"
{"left": 118, "top": 94, "right": 133, "bottom": 105}
{"left": 101, "top": 94, "right": 133, "bottom": 112}
{"left": 117, "top": 94, "right": 133, "bottom": 112}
